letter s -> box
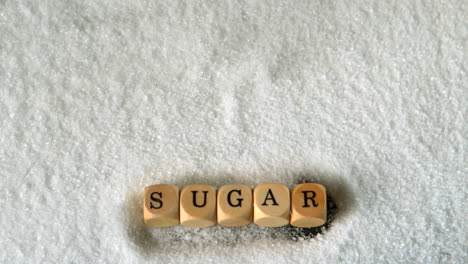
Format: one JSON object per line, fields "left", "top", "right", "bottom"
{"left": 150, "top": 192, "right": 163, "bottom": 209}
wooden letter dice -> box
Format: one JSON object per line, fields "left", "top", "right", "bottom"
{"left": 143, "top": 184, "right": 179, "bottom": 227}
{"left": 253, "top": 183, "right": 290, "bottom": 227}
{"left": 180, "top": 184, "right": 217, "bottom": 228}
{"left": 290, "top": 183, "right": 327, "bottom": 227}
{"left": 217, "top": 184, "right": 253, "bottom": 226}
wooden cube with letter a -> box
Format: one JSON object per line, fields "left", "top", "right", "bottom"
{"left": 217, "top": 184, "right": 252, "bottom": 226}
{"left": 253, "top": 183, "right": 290, "bottom": 227}
{"left": 143, "top": 184, "right": 180, "bottom": 227}
{"left": 180, "top": 184, "right": 217, "bottom": 228}
{"left": 290, "top": 183, "right": 327, "bottom": 227}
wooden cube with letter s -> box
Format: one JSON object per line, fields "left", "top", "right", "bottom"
{"left": 143, "top": 184, "right": 180, "bottom": 227}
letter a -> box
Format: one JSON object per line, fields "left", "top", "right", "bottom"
{"left": 261, "top": 189, "right": 279, "bottom": 206}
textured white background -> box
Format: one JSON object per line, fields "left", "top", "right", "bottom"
{"left": 0, "top": 1, "right": 466, "bottom": 263}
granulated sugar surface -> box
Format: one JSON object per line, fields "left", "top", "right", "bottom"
{"left": 0, "top": 1, "right": 465, "bottom": 263}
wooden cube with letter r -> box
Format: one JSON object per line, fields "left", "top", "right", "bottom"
{"left": 143, "top": 184, "right": 180, "bottom": 227}
{"left": 290, "top": 183, "right": 327, "bottom": 227}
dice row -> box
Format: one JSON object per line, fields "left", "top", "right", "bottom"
{"left": 144, "top": 183, "right": 326, "bottom": 228}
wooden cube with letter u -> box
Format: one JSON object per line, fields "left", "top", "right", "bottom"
{"left": 180, "top": 184, "right": 217, "bottom": 228}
